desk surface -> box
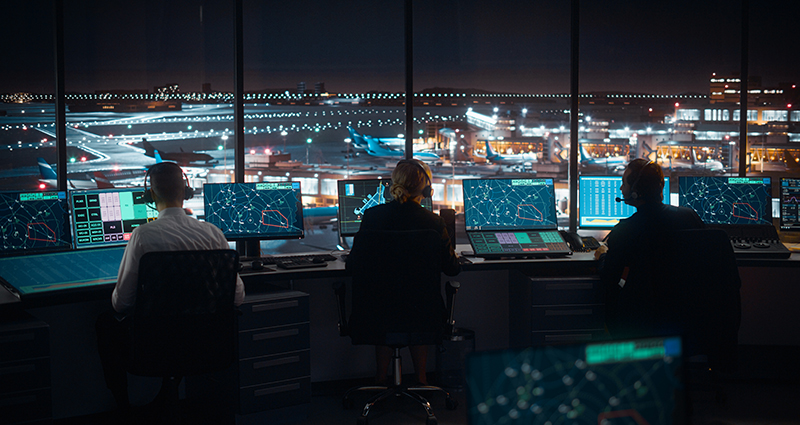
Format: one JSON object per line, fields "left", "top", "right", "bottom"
{"left": 2, "top": 244, "right": 799, "bottom": 308}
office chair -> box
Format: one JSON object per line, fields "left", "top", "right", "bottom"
{"left": 126, "top": 249, "right": 239, "bottom": 419}
{"left": 336, "top": 229, "right": 460, "bottom": 425}
{"left": 608, "top": 228, "right": 741, "bottom": 401}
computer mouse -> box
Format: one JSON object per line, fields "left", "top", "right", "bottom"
{"left": 251, "top": 259, "right": 264, "bottom": 270}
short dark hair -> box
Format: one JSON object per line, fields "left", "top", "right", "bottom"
{"left": 625, "top": 158, "right": 664, "bottom": 202}
{"left": 147, "top": 162, "right": 185, "bottom": 203}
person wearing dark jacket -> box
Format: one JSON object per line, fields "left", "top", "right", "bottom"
{"left": 346, "top": 159, "right": 459, "bottom": 384}
{"left": 594, "top": 159, "right": 703, "bottom": 337}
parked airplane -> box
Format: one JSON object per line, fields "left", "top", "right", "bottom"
{"left": 579, "top": 143, "right": 627, "bottom": 172}
{"left": 141, "top": 139, "right": 218, "bottom": 165}
{"left": 656, "top": 144, "right": 724, "bottom": 173}
{"left": 478, "top": 140, "right": 539, "bottom": 165}
{"left": 346, "top": 127, "right": 440, "bottom": 161}
{"left": 37, "top": 158, "right": 114, "bottom": 189}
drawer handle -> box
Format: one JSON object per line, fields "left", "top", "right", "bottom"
{"left": 254, "top": 382, "right": 301, "bottom": 397}
{"left": 0, "top": 333, "right": 36, "bottom": 344}
{"left": 0, "top": 364, "right": 36, "bottom": 376}
{"left": 253, "top": 356, "right": 300, "bottom": 370}
{"left": 253, "top": 329, "right": 300, "bottom": 341}
{"left": 545, "top": 283, "right": 593, "bottom": 291}
{"left": 252, "top": 300, "right": 299, "bottom": 312}
{"left": 545, "top": 309, "right": 592, "bottom": 316}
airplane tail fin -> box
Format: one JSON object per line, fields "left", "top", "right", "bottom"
{"left": 690, "top": 148, "right": 698, "bottom": 164}
{"left": 93, "top": 171, "right": 114, "bottom": 189}
{"left": 38, "top": 158, "right": 58, "bottom": 180}
{"left": 578, "top": 143, "right": 591, "bottom": 163}
{"left": 154, "top": 150, "right": 164, "bottom": 163}
{"left": 142, "top": 140, "right": 156, "bottom": 156}
{"left": 484, "top": 140, "right": 498, "bottom": 159}
{"left": 786, "top": 150, "right": 800, "bottom": 170}
{"left": 347, "top": 126, "right": 367, "bottom": 149}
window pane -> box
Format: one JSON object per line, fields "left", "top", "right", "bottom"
{"left": 0, "top": 1, "right": 55, "bottom": 191}
{"left": 63, "top": 0, "right": 233, "bottom": 217}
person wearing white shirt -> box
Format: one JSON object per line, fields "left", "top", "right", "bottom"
{"left": 96, "top": 162, "right": 244, "bottom": 413}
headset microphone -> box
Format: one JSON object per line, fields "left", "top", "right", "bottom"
{"left": 615, "top": 197, "right": 629, "bottom": 203}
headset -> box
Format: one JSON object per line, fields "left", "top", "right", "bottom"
{"left": 615, "top": 160, "right": 656, "bottom": 203}
{"left": 142, "top": 162, "right": 193, "bottom": 206}
{"left": 398, "top": 159, "right": 433, "bottom": 198}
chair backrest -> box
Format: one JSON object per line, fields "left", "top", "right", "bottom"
{"left": 129, "top": 249, "right": 239, "bottom": 377}
{"left": 618, "top": 228, "right": 741, "bottom": 371}
{"left": 346, "top": 229, "right": 446, "bottom": 346}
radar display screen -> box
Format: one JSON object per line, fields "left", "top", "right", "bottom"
{"left": 337, "top": 178, "right": 433, "bottom": 236}
{"left": 466, "top": 336, "right": 685, "bottom": 425}
{"left": 679, "top": 176, "right": 771, "bottom": 225}
{"left": 579, "top": 176, "right": 670, "bottom": 228}
{"left": 780, "top": 177, "right": 800, "bottom": 231}
{"left": 204, "top": 182, "right": 304, "bottom": 240}
{"left": 70, "top": 187, "right": 156, "bottom": 249}
{"left": 462, "top": 178, "right": 558, "bottom": 231}
{"left": 1, "top": 191, "right": 71, "bottom": 255}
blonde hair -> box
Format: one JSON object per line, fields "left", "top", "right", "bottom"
{"left": 390, "top": 159, "right": 431, "bottom": 203}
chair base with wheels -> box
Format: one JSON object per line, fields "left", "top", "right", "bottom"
{"left": 342, "top": 345, "right": 458, "bottom": 425}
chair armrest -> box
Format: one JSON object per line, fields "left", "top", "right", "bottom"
{"left": 333, "top": 281, "right": 349, "bottom": 337}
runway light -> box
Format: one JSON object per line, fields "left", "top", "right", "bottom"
{"left": 39, "top": 183, "right": 46, "bottom": 189}
{"left": 80, "top": 157, "right": 87, "bottom": 162}
{"left": 217, "top": 145, "right": 223, "bottom": 150}
{"left": 70, "top": 157, "right": 76, "bottom": 163}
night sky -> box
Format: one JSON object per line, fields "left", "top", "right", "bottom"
{"left": 1, "top": 0, "right": 798, "bottom": 95}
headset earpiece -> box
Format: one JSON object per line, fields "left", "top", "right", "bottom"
{"left": 143, "top": 162, "right": 193, "bottom": 206}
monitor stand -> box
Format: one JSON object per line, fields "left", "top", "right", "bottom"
{"left": 238, "top": 239, "right": 261, "bottom": 260}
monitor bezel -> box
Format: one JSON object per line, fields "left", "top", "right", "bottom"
{"left": 203, "top": 182, "right": 305, "bottom": 241}
{"left": 779, "top": 176, "right": 800, "bottom": 231}
{"left": 578, "top": 175, "right": 670, "bottom": 230}
{"left": 0, "top": 190, "right": 72, "bottom": 257}
{"left": 69, "top": 186, "right": 155, "bottom": 250}
{"left": 462, "top": 177, "right": 559, "bottom": 232}
{"left": 336, "top": 178, "right": 433, "bottom": 237}
{"left": 678, "top": 175, "right": 773, "bottom": 226}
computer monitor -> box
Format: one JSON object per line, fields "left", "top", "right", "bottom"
{"left": 462, "top": 178, "right": 558, "bottom": 231}
{"left": 336, "top": 178, "right": 433, "bottom": 237}
{"left": 0, "top": 190, "right": 71, "bottom": 255}
{"left": 204, "top": 182, "right": 304, "bottom": 240}
{"left": 579, "top": 175, "right": 670, "bottom": 229}
{"left": 466, "top": 336, "right": 686, "bottom": 425}
{"left": 70, "top": 187, "right": 156, "bottom": 249}
{"left": 678, "top": 176, "right": 772, "bottom": 225}
{"left": 780, "top": 177, "right": 800, "bottom": 231}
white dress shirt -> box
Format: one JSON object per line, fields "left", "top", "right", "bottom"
{"left": 112, "top": 207, "right": 245, "bottom": 312}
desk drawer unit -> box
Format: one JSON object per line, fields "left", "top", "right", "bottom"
{"left": 0, "top": 312, "right": 51, "bottom": 425}
{"left": 236, "top": 290, "right": 310, "bottom": 414}
{"left": 510, "top": 276, "right": 605, "bottom": 347}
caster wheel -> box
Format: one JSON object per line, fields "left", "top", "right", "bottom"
{"left": 445, "top": 397, "right": 459, "bottom": 410}
{"left": 426, "top": 416, "right": 438, "bottom": 425}
{"left": 357, "top": 416, "right": 369, "bottom": 425}
{"left": 343, "top": 397, "right": 355, "bottom": 409}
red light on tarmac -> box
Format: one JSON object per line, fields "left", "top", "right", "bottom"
{"left": 674, "top": 103, "right": 679, "bottom": 108}
{"left": 39, "top": 183, "right": 46, "bottom": 189}
{"left": 80, "top": 157, "right": 87, "bottom": 162}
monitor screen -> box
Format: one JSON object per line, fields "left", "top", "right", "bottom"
{"left": 336, "top": 178, "right": 433, "bottom": 236}
{"left": 70, "top": 187, "right": 156, "bottom": 249}
{"left": 780, "top": 177, "right": 800, "bottom": 231}
{"left": 1, "top": 191, "right": 71, "bottom": 255}
{"left": 579, "top": 176, "right": 670, "bottom": 228}
{"left": 466, "top": 336, "right": 685, "bottom": 425}
{"left": 462, "top": 178, "right": 558, "bottom": 231}
{"left": 679, "top": 176, "right": 772, "bottom": 225}
{"left": 204, "top": 182, "right": 304, "bottom": 240}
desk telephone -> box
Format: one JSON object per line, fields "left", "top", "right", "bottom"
{"left": 559, "top": 231, "right": 601, "bottom": 252}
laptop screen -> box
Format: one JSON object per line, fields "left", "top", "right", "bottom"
{"left": 678, "top": 176, "right": 772, "bottom": 225}
{"left": 463, "top": 178, "right": 558, "bottom": 231}
{"left": 466, "top": 336, "right": 685, "bottom": 425}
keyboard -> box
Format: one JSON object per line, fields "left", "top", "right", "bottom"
{"left": 271, "top": 253, "right": 337, "bottom": 269}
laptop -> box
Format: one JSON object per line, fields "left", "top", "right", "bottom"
{"left": 466, "top": 336, "right": 687, "bottom": 425}
{"left": 462, "top": 178, "right": 571, "bottom": 258}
